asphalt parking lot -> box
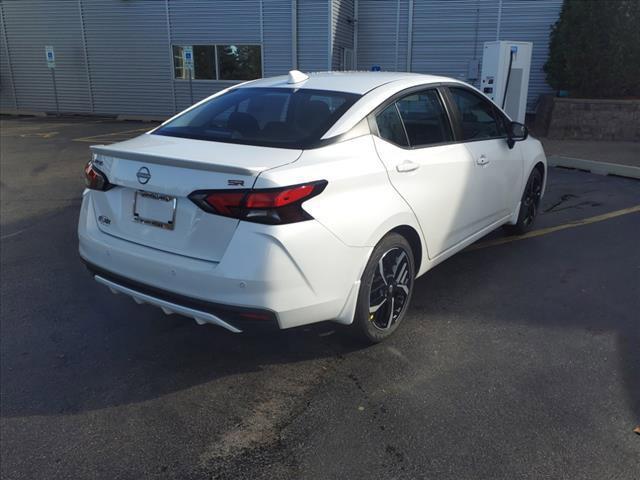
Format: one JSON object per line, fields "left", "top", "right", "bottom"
{"left": 1, "top": 115, "right": 639, "bottom": 479}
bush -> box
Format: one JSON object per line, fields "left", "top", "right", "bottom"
{"left": 544, "top": 0, "right": 640, "bottom": 98}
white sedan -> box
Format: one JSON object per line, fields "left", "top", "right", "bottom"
{"left": 78, "top": 70, "right": 546, "bottom": 343}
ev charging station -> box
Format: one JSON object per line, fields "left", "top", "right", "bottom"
{"left": 480, "top": 41, "right": 532, "bottom": 123}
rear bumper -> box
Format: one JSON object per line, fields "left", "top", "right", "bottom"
{"left": 84, "top": 261, "right": 279, "bottom": 333}
{"left": 78, "top": 190, "right": 369, "bottom": 330}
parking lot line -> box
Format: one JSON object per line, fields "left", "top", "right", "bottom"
{"left": 73, "top": 127, "right": 151, "bottom": 143}
{"left": 468, "top": 204, "right": 640, "bottom": 251}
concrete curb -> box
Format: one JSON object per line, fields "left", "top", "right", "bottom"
{"left": 548, "top": 155, "right": 640, "bottom": 180}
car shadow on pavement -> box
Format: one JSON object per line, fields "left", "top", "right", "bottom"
{"left": 1, "top": 196, "right": 638, "bottom": 427}
{"left": 0, "top": 205, "right": 364, "bottom": 418}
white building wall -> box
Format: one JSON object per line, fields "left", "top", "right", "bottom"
{"left": 0, "top": 0, "right": 296, "bottom": 117}
{"left": 356, "top": 0, "right": 563, "bottom": 112}
{"left": 297, "top": 0, "right": 330, "bottom": 72}
{"left": 0, "top": 0, "right": 562, "bottom": 116}
{"left": 0, "top": 0, "right": 91, "bottom": 114}
{"left": 331, "top": 0, "right": 355, "bottom": 70}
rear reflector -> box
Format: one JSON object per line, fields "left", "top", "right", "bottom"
{"left": 189, "top": 180, "right": 327, "bottom": 225}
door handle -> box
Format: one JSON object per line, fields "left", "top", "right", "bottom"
{"left": 476, "top": 154, "right": 490, "bottom": 166}
{"left": 396, "top": 160, "right": 420, "bottom": 173}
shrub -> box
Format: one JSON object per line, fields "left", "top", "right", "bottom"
{"left": 544, "top": 0, "right": 640, "bottom": 98}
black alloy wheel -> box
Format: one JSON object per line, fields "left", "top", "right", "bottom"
{"left": 505, "top": 168, "right": 543, "bottom": 235}
{"left": 351, "top": 233, "right": 415, "bottom": 343}
{"left": 522, "top": 169, "right": 543, "bottom": 227}
{"left": 368, "top": 247, "right": 412, "bottom": 331}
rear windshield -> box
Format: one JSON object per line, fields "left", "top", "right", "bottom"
{"left": 153, "top": 87, "right": 360, "bottom": 149}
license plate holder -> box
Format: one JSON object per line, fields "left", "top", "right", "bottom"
{"left": 133, "top": 190, "right": 177, "bottom": 230}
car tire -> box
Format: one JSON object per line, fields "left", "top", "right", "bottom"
{"left": 504, "top": 167, "right": 543, "bottom": 235}
{"left": 350, "top": 232, "right": 415, "bottom": 344}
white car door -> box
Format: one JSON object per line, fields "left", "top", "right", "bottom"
{"left": 446, "top": 86, "right": 523, "bottom": 224}
{"left": 372, "top": 88, "right": 494, "bottom": 259}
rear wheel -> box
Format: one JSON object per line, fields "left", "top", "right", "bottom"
{"left": 351, "top": 233, "right": 415, "bottom": 344}
{"left": 505, "top": 167, "right": 543, "bottom": 235}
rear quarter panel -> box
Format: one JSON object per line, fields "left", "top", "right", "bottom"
{"left": 254, "top": 135, "right": 424, "bottom": 251}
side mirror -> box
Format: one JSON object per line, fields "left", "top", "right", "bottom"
{"left": 507, "top": 121, "right": 528, "bottom": 149}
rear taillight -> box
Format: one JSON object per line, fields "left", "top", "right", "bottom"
{"left": 84, "top": 161, "right": 113, "bottom": 191}
{"left": 189, "top": 180, "right": 327, "bottom": 225}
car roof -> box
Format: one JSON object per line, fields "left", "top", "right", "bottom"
{"left": 238, "top": 71, "right": 456, "bottom": 95}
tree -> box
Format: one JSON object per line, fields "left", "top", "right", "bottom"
{"left": 544, "top": 0, "right": 640, "bottom": 98}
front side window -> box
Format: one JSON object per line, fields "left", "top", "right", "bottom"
{"left": 448, "top": 87, "right": 503, "bottom": 141}
{"left": 173, "top": 44, "right": 262, "bottom": 81}
{"left": 395, "top": 90, "right": 452, "bottom": 147}
{"left": 153, "top": 87, "right": 360, "bottom": 149}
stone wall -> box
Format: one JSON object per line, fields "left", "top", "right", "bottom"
{"left": 547, "top": 98, "right": 640, "bottom": 141}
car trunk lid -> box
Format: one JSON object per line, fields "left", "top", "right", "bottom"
{"left": 89, "top": 133, "right": 301, "bottom": 262}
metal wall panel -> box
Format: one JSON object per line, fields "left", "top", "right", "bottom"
{"left": 169, "top": 0, "right": 261, "bottom": 44}
{"left": 169, "top": 0, "right": 262, "bottom": 112}
{"left": 499, "top": 0, "right": 563, "bottom": 112}
{"left": 0, "top": 3, "right": 17, "bottom": 111}
{"left": 263, "top": 0, "right": 294, "bottom": 77}
{"left": 357, "top": 0, "right": 562, "bottom": 112}
{"left": 82, "top": 0, "right": 173, "bottom": 117}
{"left": 410, "top": 0, "right": 499, "bottom": 82}
{"left": 331, "top": 0, "right": 354, "bottom": 70}
{"left": 395, "top": 0, "right": 410, "bottom": 72}
{"left": 0, "top": 0, "right": 562, "bottom": 117}
{"left": 297, "top": 0, "right": 329, "bottom": 71}
{"left": 356, "top": 0, "right": 409, "bottom": 72}
{"left": 169, "top": 0, "right": 293, "bottom": 112}
{"left": 0, "top": 0, "right": 91, "bottom": 113}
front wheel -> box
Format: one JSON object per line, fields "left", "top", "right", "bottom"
{"left": 350, "top": 233, "right": 415, "bottom": 344}
{"left": 505, "top": 167, "right": 543, "bottom": 235}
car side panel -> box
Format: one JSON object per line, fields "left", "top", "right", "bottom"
{"left": 521, "top": 137, "right": 548, "bottom": 189}
{"left": 505, "top": 137, "right": 548, "bottom": 223}
{"left": 254, "top": 135, "right": 428, "bottom": 273}
{"left": 462, "top": 138, "right": 524, "bottom": 225}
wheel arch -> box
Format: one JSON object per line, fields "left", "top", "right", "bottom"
{"left": 389, "top": 224, "right": 423, "bottom": 278}
{"left": 533, "top": 160, "right": 546, "bottom": 195}
{"left": 520, "top": 137, "right": 548, "bottom": 198}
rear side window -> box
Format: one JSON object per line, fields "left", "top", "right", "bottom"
{"left": 376, "top": 104, "right": 409, "bottom": 147}
{"left": 153, "top": 88, "right": 360, "bottom": 149}
{"left": 448, "top": 87, "right": 503, "bottom": 141}
{"left": 395, "top": 90, "right": 452, "bottom": 147}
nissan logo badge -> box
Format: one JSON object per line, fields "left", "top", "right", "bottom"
{"left": 136, "top": 167, "right": 151, "bottom": 185}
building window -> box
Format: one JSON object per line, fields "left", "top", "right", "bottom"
{"left": 173, "top": 45, "right": 216, "bottom": 80}
{"left": 217, "top": 45, "right": 262, "bottom": 81}
{"left": 173, "top": 44, "right": 262, "bottom": 81}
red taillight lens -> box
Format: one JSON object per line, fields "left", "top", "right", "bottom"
{"left": 245, "top": 184, "right": 315, "bottom": 208}
{"left": 84, "top": 161, "right": 112, "bottom": 191}
{"left": 190, "top": 181, "right": 327, "bottom": 225}
{"left": 203, "top": 191, "right": 245, "bottom": 216}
